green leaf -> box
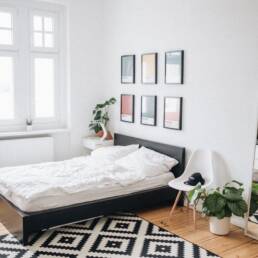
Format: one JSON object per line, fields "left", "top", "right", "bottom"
{"left": 223, "top": 187, "right": 243, "bottom": 201}
{"left": 227, "top": 200, "right": 248, "bottom": 217}
{"left": 203, "top": 193, "right": 226, "bottom": 213}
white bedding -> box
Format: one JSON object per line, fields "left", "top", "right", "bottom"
{"left": 0, "top": 155, "right": 174, "bottom": 212}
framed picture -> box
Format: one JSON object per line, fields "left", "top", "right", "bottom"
{"left": 165, "top": 50, "right": 184, "bottom": 84}
{"left": 141, "top": 53, "right": 157, "bottom": 84}
{"left": 141, "top": 95, "right": 157, "bottom": 126}
{"left": 164, "top": 97, "right": 183, "bottom": 130}
{"left": 120, "top": 94, "right": 135, "bottom": 123}
{"left": 121, "top": 55, "right": 135, "bottom": 84}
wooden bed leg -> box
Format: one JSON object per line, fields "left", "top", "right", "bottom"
{"left": 169, "top": 190, "right": 182, "bottom": 219}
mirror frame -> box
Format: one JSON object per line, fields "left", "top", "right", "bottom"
{"left": 244, "top": 117, "right": 258, "bottom": 240}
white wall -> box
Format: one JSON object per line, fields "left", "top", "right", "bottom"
{"left": 102, "top": 0, "right": 258, "bottom": 226}
{"left": 53, "top": 0, "right": 105, "bottom": 159}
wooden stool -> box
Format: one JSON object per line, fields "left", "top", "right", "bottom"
{"left": 169, "top": 191, "right": 198, "bottom": 229}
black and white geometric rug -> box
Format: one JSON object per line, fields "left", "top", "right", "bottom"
{"left": 249, "top": 210, "right": 258, "bottom": 224}
{"left": 0, "top": 213, "right": 220, "bottom": 258}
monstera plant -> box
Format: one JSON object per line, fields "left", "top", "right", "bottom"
{"left": 89, "top": 97, "right": 116, "bottom": 139}
{"left": 189, "top": 180, "right": 248, "bottom": 235}
{"left": 249, "top": 182, "right": 258, "bottom": 216}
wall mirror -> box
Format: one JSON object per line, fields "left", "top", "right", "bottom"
{"left": 245, "top": 125, "right": 258, "bottom": 240}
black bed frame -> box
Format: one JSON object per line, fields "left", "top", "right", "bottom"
{"left": 0, "top": 133, "right": 185, "bottom": 245}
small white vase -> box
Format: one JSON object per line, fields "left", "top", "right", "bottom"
{"left": 209, "top": 217, "right": 230, "bottom": 235}
{"left": 26, "top": 125, "right": 32, "bottom": 131}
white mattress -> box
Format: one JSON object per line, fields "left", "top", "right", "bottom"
{"left": 0, "top": 156, "right": 174, "bottom": 212}
{"left": 11, "top": 173, "right": 173, "bottom": 212}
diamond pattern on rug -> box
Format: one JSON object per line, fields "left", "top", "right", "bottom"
{"left": 0, "top": 214, "right": 220, "bottom": 258}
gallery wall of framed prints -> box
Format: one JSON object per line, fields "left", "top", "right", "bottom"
{"left": 120, "top": 50, "right": 184, "bottom": 130}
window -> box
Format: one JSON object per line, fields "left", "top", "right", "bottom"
{"left": 0, "top": 56, "right": 14, "bottom": 119}
{"left": 0, "top": 2, "right": 67, "bottom": 133}
{"left": 33, "top": 57, "right": 55, "bottom": 118}
{"left": 0, "top": 11, "right": 13, "bottom": 45}
{"left": 32, "top": 14, "right": 55, "bottom": 48}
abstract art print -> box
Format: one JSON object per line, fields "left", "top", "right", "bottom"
{"left": 120, "top": 94, "right": 134, "bottom": 123}
{"left": 141, "top": 95, "right": 157, "bottom": 126}
{"left": 165, "top": 50, "right": 184, "bottom": 84}
{"left": 121, "top": 55, "right": 135, "bottom": 84}
{"left": 141, "top": 53, "right": 157, "bottom": 84}
{"left": 164, "top": 97, "right": 183, "bottom": 130}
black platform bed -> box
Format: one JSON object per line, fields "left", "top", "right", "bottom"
{"left": 0, "top": 133, "right": 185, "bottom": 245}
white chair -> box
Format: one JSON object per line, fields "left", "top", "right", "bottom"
{"left": 168, "top": 150, "right": 215, "bottom": 228}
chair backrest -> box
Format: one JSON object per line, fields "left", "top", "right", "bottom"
{"left": 182, "top": 150, "right": 214, "bottom": 184}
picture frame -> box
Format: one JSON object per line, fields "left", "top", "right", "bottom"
{"left": 163, "top": 97, "right": 183, "bottom": 130}
{"left": 165, "top": 50, "right": 184, "bottom": 84}
{"left": 121, "top": 55, "right": 135, "bottom": 84}
{"left": 141, "top": 53, "right": 157, "bottom": 84}
{"left": 141, "top": 95, "right": 157, "bottom": 126}
{"left": 120, "top": 94, "right": 135, "bottom": 123}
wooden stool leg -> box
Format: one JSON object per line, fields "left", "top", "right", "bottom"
{"left": 193, "top": 202, "right": 197, "bottom": 229}
{"left": 185, "top": 193, "right": 190, "bottom": 212}
{"left": 169, "top": 191, "right": 182, "bottom": 219}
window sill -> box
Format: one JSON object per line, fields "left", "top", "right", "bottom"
{"left": 0, "top": 128, "right": 70, "bottom": 138}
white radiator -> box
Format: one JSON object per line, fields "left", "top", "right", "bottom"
{"left": 0, "top": 136, "right": 54, "bottom": 167}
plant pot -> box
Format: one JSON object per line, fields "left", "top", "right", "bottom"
{"left": 96, "top": 130, "right": 113, "bottom": 140}
{"left": 209, "top": 217, "right": 230, "bottom": 235}
{"left": 26, "top": 125, "right": 32, "bottom": 131}
{"left": 96, "top": 130, "right": 104, "bottom": 137}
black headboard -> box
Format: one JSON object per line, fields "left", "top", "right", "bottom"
{"left": 114, "top": 133, "right": 185, "bottom": 178}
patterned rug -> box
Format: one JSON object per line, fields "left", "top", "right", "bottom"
{"left": 0, "top": 213, "right": 220, "bottom": 258}
{"left": 249, "top": 210, "right": 258, "bottom": 224}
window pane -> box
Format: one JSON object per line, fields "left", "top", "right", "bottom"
{"left": 33, "top": 15, "right": 42, "bottom": 31}
{"left": 45, "top": 33, "right": 54, "bottom": 48}
{"left": 44, "top": 17, "right": 53, "bottom": 32}
{"left": 34, "top": 58, "right": 55, "bottom": 118}
{"left": 0, "top": 56, "right": 14, "bottom": 119}
{"left": 0, "top": 29, "right": 12, "bottom": 45}
{"left": 0, "top": 12, "right": 12, "bottom": 28}
{"left": 33, "top": 32, "right": 43, "bottom": 47}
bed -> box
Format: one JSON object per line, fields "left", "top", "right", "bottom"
{"left": 0, "top": 133, "right": 185, "bottom": 245}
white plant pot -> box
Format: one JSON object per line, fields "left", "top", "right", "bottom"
{"left": 26, "top": 125, "right": 32, "bottom": 131}
{"left": 209, "top": 217, "right": 230, "bottom": 235}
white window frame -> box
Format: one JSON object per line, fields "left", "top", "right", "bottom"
{"left": 30, "top": 10, "right": 58, "bottom": 53}
{"left": 30, "top": 53, "right": 61, "bottom": 124}
{"left": 0, "top": 6, "right": 17, "bottom": 50}
{"left": 0, "top": 1, "right": 68, "bottom": 133}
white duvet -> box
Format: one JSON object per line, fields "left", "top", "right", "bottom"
{"left": 0, "top": 156, "right": 146, "bottom": 203}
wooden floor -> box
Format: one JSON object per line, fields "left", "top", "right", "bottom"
{"left": 0, "top": 205, "right": 257, "bottom": 257}
{"left": 138, "top": 206, "right": 258, "bottom": 258}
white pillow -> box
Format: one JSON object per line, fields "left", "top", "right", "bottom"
{"left": 91, "top": 144, "right": 139, "bottom": 161}
{"left": 115, "top": 146, "right": 178, "bottom": 177}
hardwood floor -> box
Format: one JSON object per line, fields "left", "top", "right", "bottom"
{"left": 138, "top": 206, "right": 258, "bottom": 258}
{"left": 0, "top": 205, "right": 257, "bottom": 257}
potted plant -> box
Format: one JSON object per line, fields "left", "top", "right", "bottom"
{"left": 189, "top": 180, "right": 248, "bottom": 235}
{"left": 89, "top": 97, "right": 116, "bottom": 140}
{"left": 249, "top": 182, "right": 258, "bottom": 216}
{"left": 26, "top": 119, "right": 33, "bottom": 131}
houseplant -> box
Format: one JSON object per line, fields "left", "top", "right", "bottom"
{"left": 189, "top": 180, "right": 248, "bottom": 235}
{"left": 249, "top": 182, "right": 258, "bottom": 216}
{"left": 89, "top": 97, "right": 116, "bottom": 139}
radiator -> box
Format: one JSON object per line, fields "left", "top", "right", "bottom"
{"left": 0, "top": 136, "right": 54, "bottom": 167}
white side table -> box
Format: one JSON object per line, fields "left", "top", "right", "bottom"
{"left": 83, "top": 136, "right": 113, "bottom": 151}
